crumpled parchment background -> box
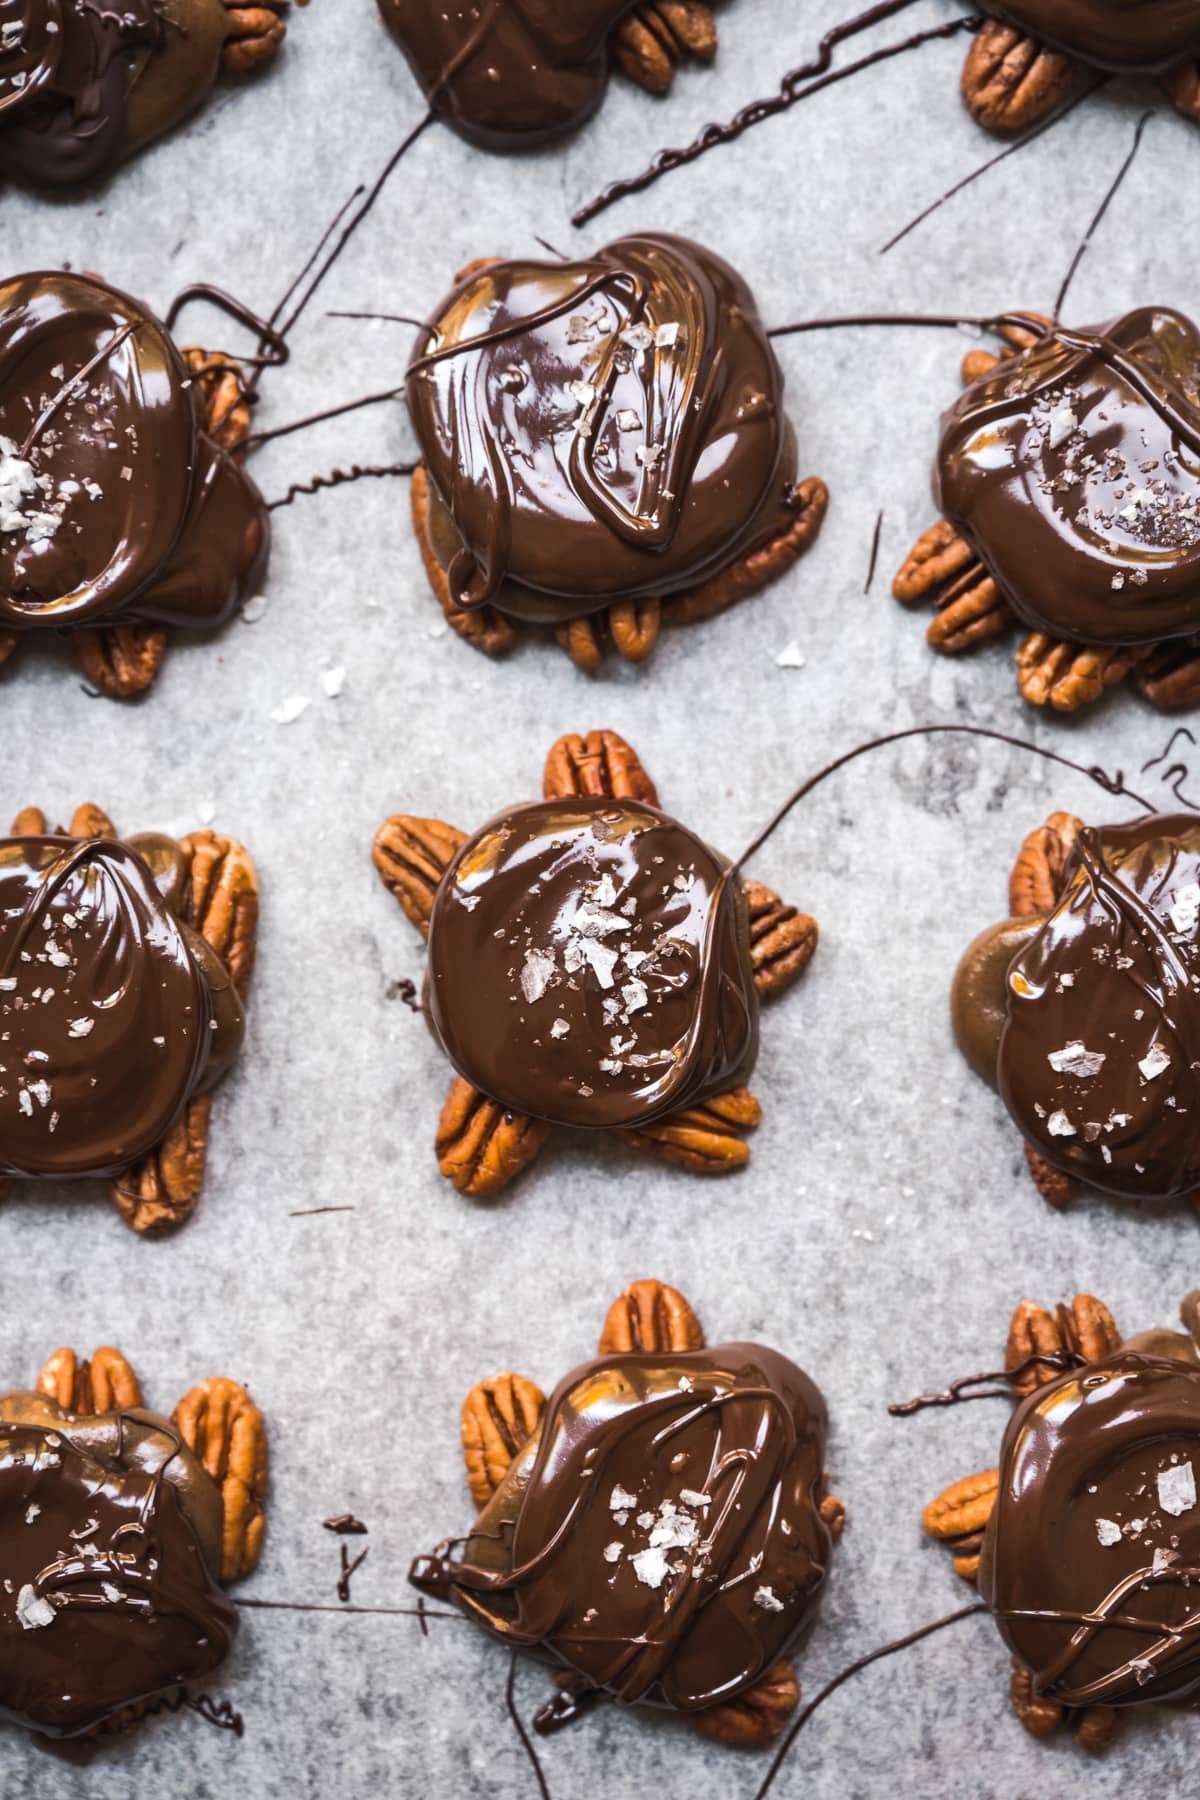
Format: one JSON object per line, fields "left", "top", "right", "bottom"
{"left": 5, "top": 0, "right": 1199, "bottom": 1793}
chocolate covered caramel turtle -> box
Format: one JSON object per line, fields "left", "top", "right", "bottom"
{"left": 0, "top": 271, "right": 272, "bottom": 698}
{"left": 0, "top": 1342, "right": 266, "bottom": 1745}
{"left": 379, "top": 1, "right": 719, "bottom": 151}
{"left": 0, "top": 797, "right": 257, "bottom": 1232}
{"left": 959, "top": 5, "right": 1200, "bottom": 134}
{"left": 919, "top": 1287, "right": 1200, "bottom": 1749}
{"left": 411, "top": 1279, "right": 845, "bottom": 1746}
{"left": 895, "top": 309, "right": 1200, "bottom": 714}
{"left": 408, "top": 233, "right": 827, "bottom": 671}
{"left": 0, "top": 0, "right": 287, "bottom": 190}
{"left": 373, "top": 729, "right": 818, "bottom": 1196}
{"left": 951, "top": 807, "right": 1200, "bottom": 1208}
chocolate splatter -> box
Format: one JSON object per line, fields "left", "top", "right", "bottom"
{"left": 323, "top": 1514, "right": 369, "bottom": 1535}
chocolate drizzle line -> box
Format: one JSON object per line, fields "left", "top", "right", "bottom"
{"left": 234, "top": 1598, "right": 463, "bottom": 1620}
{"left": 506, "top": 1653, "right": 553, "bottom": 1800}
{"left": 878, "top": 80, "right": 1103, "bottom": 256}
{"left": 864, "top": 509, "right": 883, "bottom": 595}
{"left": 289, "top": 1206, "right": 357, "bottom": 1217}
{"left": 732, "top": 724, "right": 1162, "bottom": 876}
{"left": 1054, "top": 110, "right": 1154, "bottom": 320}
{"left": 572, "top": 2, "right": 976, "bottom": 226}
{"left": 750, "top": 1604, "right": 988, "bottom": 1800}
{"left": 164, "top": 286, "right": 289, "bottom": 371}
{"left": 887, "top": 1350, "right": 1084, "bottom": 1416}
{"left": 267, "top": 462, "right": 417, "bottom": 510}
{"left": 337, "top": 1544, "right": 369, "bottom": 1603}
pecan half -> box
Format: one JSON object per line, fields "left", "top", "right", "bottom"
{"left": 664, "top": 478, "right": 827, "bottom": 627}
{"left": 1016, "top": 632, "right": 1150, "bottom": 712}
{"left": 620, "top": 1086, "right": 761, "bottom": 1173}
{"left": 598, "top": 1279, "right": 705, "bottom": 1355}
{"left": 543, "top": 729, "right": 659, "bottom": 806}
{"left": 411, "top": 465, "right": 520, "bottom": 657}
{"left": 960, "top": 22, "right": 1075, "bottom": 131}
{"left": 73, "top": 623, "right": 169, "bottom": 699}
{"left": 221, "top": 0, "right": 287, "bottom": 73}
{"left": 174, "top": 1376, "right": 268, "bottom": 1580}
{"left": 742, "top": 878, "right": 818, "bottom": 999}
{"left": 373, "top": 815, "right": 467, "bottom": 938}
{"left": 177, "top": 830, "right": 259, "bottom": 998}
{"left": 1134, "top": 639, "right": 1200, "bottom": 710}
{"left": 923, "top": 1467, "right": 998, "bottom": 1579}
{"left": 554, "top": 615, "right": 603, "bottom": 674}
{"left": 1023, "top": 1141, "right": 1075, "bottom": 1212}
{"left": 436, "top": 1077, "right": 550, "bottom": 1197}
{"left": 1005, "top": 1293, "right": 1120, "bottom": 1396}
{"left": 1074, "top": 1706, "right": 1120, "bottom": 1752}
{"left": 613, "top": 1, "right": 717, "bottom": 95}
{"left": 1010, "top": 1659, "right": 1062, "bottom": 1740}
{"left": 819, "top": 1489, "right": 847, "bottom": 1539}
{"left": 11, "top": 806, "right": 46, "bottom": 834}
{"left": 609, "top": 597, "right": 661, "bottom": 664}
{"left": 689, "top": 1661, "right": 800, "bottom": 1745}
{"left": 182, "top": 349, "right": 254, "bottom": 454}
{"left": 0, "top": 631, "right": 16, "bottom": 668}
{"left": 1008, "top": 810, "right": 1082, "bottom": 917}
{"left": 893, "top": 519, "right": 975, "bottom": 606}
{"left": 38, "top": 1346, "right": 144, "bottom": 1415}
{"left": 960, "top": 312, "right": 1053, "bottom": 386}
{"left": 70, "top": 802, "right": 118, "bottom": 840}
{"left": 111, "top": 1093, "right": 214, "bottom": 1235}
{"left": 461, "top": 1372, "right": 546, "bottom": 1510}
{"left": 926, "top": 565, "right": 1011, "bottom": 654}
{"left": 1163, "top": 60, "right": 1200, "bottom": 124}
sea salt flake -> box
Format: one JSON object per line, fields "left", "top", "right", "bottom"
{"left": 630, "top": 1546, "right": 672, "bottom": 1589}
{"left": 621, "top": 978, "right": 648, "bottom": 1013}
{"left": 1048, "top": 404, "right": 1078, "bottom": 448}
{"left": 610, "top": 1485, "right": 638, "bottom": 1513}
{"left": 1158, "top": 1462, "right": 1196, "bottom": 1518}
{"left": 1046, "top": 1109, "right": 1075, "bottom": 1137}
{"left": 616, "top": 409, "right": 640, "bottom": 432}
{"left": 1171, "top": 883, "right": 1200, "bottom": 934}
{"left": 241, "top": 593, "right": 269, "bottom": 623}
{"left": 270, "top": 694, "right": 309, "bottom": 725}
{"left": 1095, "top": 1518, "right": 1122, "bottom": 1546}
{"left": 753, "top": 1585, "right": 785, "bottom": 1612}
{"left": 100, "top": 1582, "right": 122, "bottom": 1604}
{"left": 550, "top": 1018, "right": 570, "bottom": 1039}
{"left": 679, "top": 1489, "right": 710, "bottom": 1509}
{"left": 1140, "top": 1043, "right": 1172, "bottom": 1082}
{"left": 1047, "top": 1041, "right": 1106, "bottom": 1078}
{"left": 636, "top": 442, "right": 663, "bottom": 469}
{"left": 520, "top": 950, "right": 556, "bottom": 1004}
{"left": 655, "top": 322, "right": 680, "bottom": 348}
{"left": 582, "top": 939, "right": 618, "bottom": 989}
{"left": 1152, "top": 1548, "right": 1179, "bottom": 1575}
{"left": 569, "top": 380, "right": 596, "bottom": 410}
{"left": 322, "top": 665, "right": 346, "bottom": 698}
{"left": 24, "top": 1505, "right": 39, "bottom": 1524}
{"left": 774, "top": 640, "right": 806, "bottom": 669}
{"left": 603, "top": 1542, "right": 623, "bottom": 1564}
{"left": 16, "top": 1586, "right": 55, "bottom": 1630}
{"left": 67, "top": 1018, "right": 94, "bottom": 1038}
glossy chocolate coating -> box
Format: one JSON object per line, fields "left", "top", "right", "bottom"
{"left": 0, "top": 0, "right": 233, "bottom": 189}
{"left": 990, "top": 816, "right": 1200, "bottom": 1200}
{"left": 936, "top": 309, "right": 1200, "bottom": 646}
{"left": 985, "top": 0, "right": 1200, "bottom": 73}
{"left": 423, "top": 796, "right": 757, "bottom": 1130}
{"left": 981, "top": 1352, "right": 1200, "bottom": 1707}
{"left": 411, "top": 1343, "right": 832, "bottom": 1714}
{"left": 0, "top": 833, "right": 243, "bottom": 1179}
{"left": 0, "top": 1398, "right": 234, "bottom": 1738}
{"left": 407, "top": 233, "right": 795, "bottom": 623}
{"left": 0, "top": 272, "right": 267, "bottom": 635}
{"left": 377, "top": 0, "right": 638, "bottom": 150}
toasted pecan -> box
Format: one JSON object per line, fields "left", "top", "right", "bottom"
{"left": 411, "top": 465, "right": 519, "bottom": 657}
{"left": 174, "top": 1376, "right": 268, "bottom": 1580}
{"left": 1023, "top": 1141, "right": 1075, "bottom": 1212}
{"left": 1134, "top": 639, "right": 1200, "bottom": 711}
{"left": 689, "top": 1662, "right": 800, "bottom": 1745}
{"left": 182, "top": 349, "right": 254, "bottom": 454}
{"left": 73, "top": 623, "right": 169, "bottom": 699}
{"left": 1005, "top": 1293, "right": 1120, "bottom": 1396}
{"left": 1162, "top": 59, "right": 1200, "bottom": 124}
{"left": 221, "top": 0, "right": 287, "bottom": 73}
{"left": 742, "top": 878, "right": 818, "bottom": 998}
{"left": 893, "top": 520, "right": 976, "bottom": 606}
{"left": 960, "top": 22, "right": 1075, "bottom": 131}
{"left": 543, "top": 729, "right": 659, "bottom": 805}
{"left": 38, "top": 1346, "right": 144, "bottom": 1415}
{"left": 436, "top": 1077, "right": 550, "bottom": 1198}
{"left": 598, "top": 1279, "right": 705, "bottom": 1355}
{"left": 1008, "top": 811, "right": 1082, "bottom": 917}
{"left": 461, "top": 1373, "right": 546, "bottom": 1510}
{"left": 620, "top": 1086, "right": 761, "bottom": 1173}
{"left": 665, "top": 478, "right": 827, "bottom": 627}
{"left": 373, "top": 815, "right": 467, "bottom": 938}
{"left": 1016, "top": 632, "right": 1150, "bottom": 712}
{"left": 1009, "top": 1659, "right": 1063, "bottom": 1740}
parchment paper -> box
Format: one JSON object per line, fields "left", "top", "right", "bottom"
{"left": 5, "top": 1, "right": 1198, "bottom": 1793}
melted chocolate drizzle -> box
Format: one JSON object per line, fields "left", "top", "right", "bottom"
{"left": 887, "top": 1350, "right": 1085, "bottom": 1416}
{"left": 1054, "top": 110, "right": 1154, "bottom": 319}
{"left": 573, "top": 5, "right": 979, "bottom": 227}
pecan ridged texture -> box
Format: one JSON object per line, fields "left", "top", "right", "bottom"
{"left": 73, "top": 623, "right": 168, "bottom": 699}
{"left": 1016, "top": 632, "right": 1150, "bottom": 712}
{"left": 613, "top": 0, "right": 717, "bottom": 96}
{"left": 666, "top": 478, "right": 827, "bottom": 627}
{"left": 960, "top": 22, "right": 1075, "bottom": 131}
{"left": 221, "top": 0, "right": 288, "bottom": 73}
{"left": 38, "top": 1345, "right": 144, "bottom": 1415}
{"left": 1008, "top": 810, "right": 1082, "bottom": 917}
{"left": 435, "top": 1077, "right": 550, "bottom": 1198}
{"left": 543, "top": 729, "right": 659, "bottom": 806}
{"left": 410, "top": 465, "right": 520, "bottom": 657}
{"left": 373, "top": 815, "right": 467, "bottom": 938}
{"left": 743, "top": 878, "right": 818, "bottom": 999}
{"left": 620, "top": 1086, "right": 761, "bottom": 1173}
{"left": 461, "top": 1373, "right": 546, "bottom": 1510}
{"left": 173, "top": 1376, "right": 268, "bottom": 1580}
{"left": 1135, "top": 639, "right": 1200, "bottom": 711}
{"left": 598, "top": 1279, "right": 705, "bottom": 1355}
{"left": 1023, "top": 1140, "right": 1075, "bottom": 1212}
{"left": 689, "top": 1661, "right": 800, "bottom": 1745}
{"left": 1005, "top": 1293, "right": 1120, "bottom": 1397}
